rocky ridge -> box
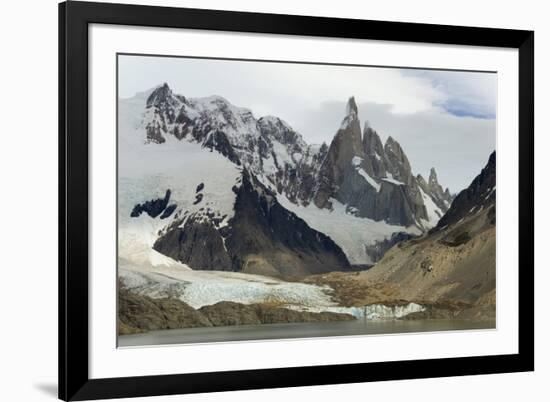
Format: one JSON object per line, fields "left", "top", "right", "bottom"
{"left": 125, "top": 84, "right": 456, "bottom": 273}
{"left": 140, "top": 84, "right": 451, "bottom": 228}
{"left": 152, "top": 170, "right": 351, "bottom": 276}
{"left": 313, "top": 97, "right": 453, "bottom": 228}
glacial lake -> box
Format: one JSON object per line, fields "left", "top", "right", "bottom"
{"left": 118, "top": 319, "right": 496, "bottom": 347}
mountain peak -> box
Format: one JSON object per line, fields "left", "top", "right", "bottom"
{"left": 417, "top": 173, "right": 427, "bottom": 185}
{"left": 429, "top": 167, "right": 439, "bottom": 185}
{"left": 258, "top": 115, "right": 292, "bottom": 131}
{"left": 339, "top": 96, "right": 361, "bottom": 132}
{"left": 384, "top": 135, "right": 403, "bottom": 155}
{"left": 257, "top": 115, "right": 306, "bottom": 148}
{"left": 362, "top": 123, "right": 384, "bottom": 157}
{"left": 488, "top": 150, "right": 496, "bottom": 164}
{"left": 146, "top": 82, "right": 174, "bottom": 107}
{"left": 346, "top": 96, "right": 358, "bottom": 116}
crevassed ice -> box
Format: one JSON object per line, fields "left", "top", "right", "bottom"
{"left": 289, "top": 303, "right": 425, "bottom": 320}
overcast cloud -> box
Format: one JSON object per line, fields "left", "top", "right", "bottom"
{"left": 119, "top": 55, "right": 496, "bottom": 193}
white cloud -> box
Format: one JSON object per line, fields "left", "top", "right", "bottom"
{"left": 119, "top": 55, "right": 448, "bottom": 116}
{"left": 403, "top": 69, "right": 497, "bottom": 118}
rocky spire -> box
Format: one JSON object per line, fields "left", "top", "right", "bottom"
{"left": 418, "top": 167, "right": 454, "bottom": 215}
{"left": 363, "top": 122, "right": 384, "bottom": 157}
{"left": 416, "top": 173, "right": 428, "bottom": 187}
{"left": 362, "top": 123, "right": 386, "bottom": 178}
{"left": 429, "top": 167, "right": 439, "bottom": 187}
{"left": 428, "top": 167, "right": 446, "bottom": 198}
{"left": 313, "top": 96, "right": 363, "bottom": 209}
{"left": 337, "top": 96, "right": 363, "bottom": 153}
{"left": 346, "top": 96, "right": 358, "bottom": 116}
{"left": 384, "top": 136, "right": 412, "bottom": 181}
{"left": 339, "top": 97, "right": 360, "bottom": 129}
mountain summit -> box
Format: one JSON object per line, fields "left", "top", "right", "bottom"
{"left": 119, "top": 85, "right": 457, "bottom": 268}
{"left": 313, "top": 101, "right": 450, "bottom": 228}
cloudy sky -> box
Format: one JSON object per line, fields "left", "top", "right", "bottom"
{"left": 119, "top": 54, "right": 496, "bottom": 193}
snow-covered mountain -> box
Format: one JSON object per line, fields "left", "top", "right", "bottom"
{"left": 118, "top": 83, "right": 454, "bottom": 272}
{"left": 140, "top": 82, "right": 326, "bottom": 205}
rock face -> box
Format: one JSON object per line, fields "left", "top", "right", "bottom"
{"left": 257, "top": 116, "right": 328, "bottom": 204}
{"left": 127, "top": 83, "right": 457, "bottom": 272}
{"left": 314, "top": 97, "right": 364, "bottom": 210}
{"left": 199, "top": 301, "right": 354, "bottom": 326}
{"left": 130, "top": 189, "right": 174, "bottom": 218}
{"left": 313, "top": 98, "right": 447, "bottom": 228}
{"left": 141, "top": 83, "right": 325, "bottom": 205}
{"left": 140, "top": 84, "right": 450, "bottom": 228}
{"left": 118, "top": 286, "right": 212, "bottom": 334}
{"left": 118, "top": 287, "right": 355, "bottom": 335}
{"left": 417, "top": 168, "right": 454, "bottom": 213}
{"left": 359, "top": 152, "right": 496, "bottom": 312}
{"left": 153, "top": 217, "right": 233, "bottom": 271}
{"left": 435, "top": 151, "right": 495, "bottom": 230}
{"left": 153, "top": 170, "right": 351, "bottom": 276}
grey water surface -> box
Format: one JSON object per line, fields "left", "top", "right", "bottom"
{"left": 118, "top": 319, "right": 495, "bottom": 347}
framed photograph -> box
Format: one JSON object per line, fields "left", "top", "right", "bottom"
{"left": 59, "top": 1, "right": 534, "bottom": 400}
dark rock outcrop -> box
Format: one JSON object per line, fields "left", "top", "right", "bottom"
{"left": 118, "top": 287, "right": 212, "bottom": 334}
{"left": 118, "top": 288, "right": 355, "bottom": 335}
{"left": 153, "top": 170, "right": 351, "bottom": 276}
{"left": 159, "top": 204, "right": 177, "bottom": 219}
{"left": 224, "top": 170, "right": 351, "bottom": 276}
{"left": 153, "top": 218, "right": 233, "bottom": 271}
{"left": 364, "top": 232, "right": 416, "bottom": 263}
{"left": 203, "top": 130, "right": 242, "bottom": 165}
{"left": 193, "top": 193, "right": 203, "bottom": 205}
{"left": 435, "top": 151, "right": 495, "bottom": 230}
{"left": 199, "top": 301, "right": 354, "bottom": 326}
{"left": 130, "top": 189, "right": 173, "bottom": 218}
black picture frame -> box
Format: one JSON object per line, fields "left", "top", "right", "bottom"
{"left": 59, "top": 1, "right": 534, "bottom": 400}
